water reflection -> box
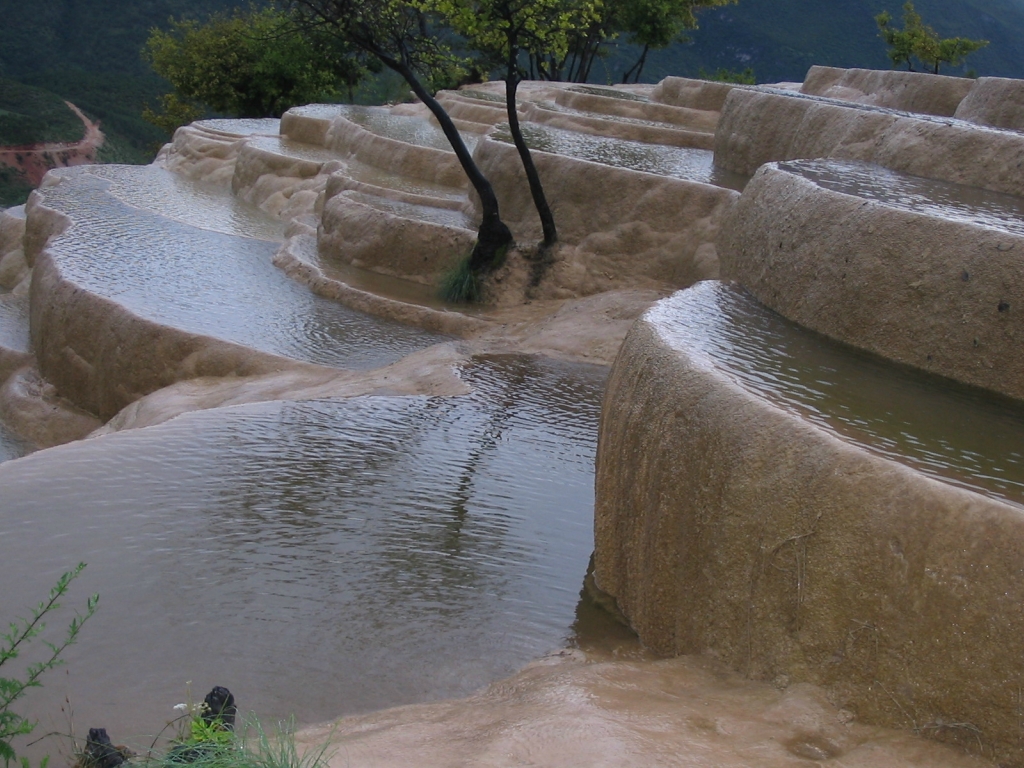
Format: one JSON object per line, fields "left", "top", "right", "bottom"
{"left": 492, "top": 123, "right": 748, "bottom": 191}
{"left": 36, "top": 168, "right": 444, "bottom": 370}
{"left": 653, "top": 282, "right": 1024, "bottom": 506}
{"left": 780, "top": 158, "right": 1024, "bottom": 236}
{"left": 0, "top": 355, "right": 607, "bottom": 748}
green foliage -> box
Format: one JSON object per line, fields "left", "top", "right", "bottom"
{"left": 0, "top": 166, "right": 34, "bottom": 208}
{"left": 698, "top": 66, "right": 755, "bottom": 83}
{"left": 438, "top": 254, "right": 482, "bottom": 303}
{"left": 0, "top": 80, "right": 83, "bottom": 146}
{"left": 876, "top": 1, "right": 988, "bottom": 74}
{"left": 159, "top": 714, "right": 331, "bottom": 768}
{"left": 143, "top": 6, "right": 368, "bottom": 131}
{"left": 286, "top": 0, "right": 468, "bottom": 89}
{"left": 0, "top": 565, "right": 98, "bottom": 768}
{"left": 517, "top": 0, "right": 734, "bottom": 83}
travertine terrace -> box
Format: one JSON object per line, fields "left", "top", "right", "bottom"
{"left": 1, "top": 65, "right": 1021, "bottom": 766}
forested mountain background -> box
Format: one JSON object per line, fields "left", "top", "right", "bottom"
{"left": 2, "top": 0, "right": 1024, "bottom": 166}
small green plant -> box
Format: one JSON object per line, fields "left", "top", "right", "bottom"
{"left": 439, "top": 254, "right": 481, "bottom": 304}
{"left": 159, "top": 713, "right": 331, "bottom": 768}
{"left": 1, "top": 564, "right": 98, "bottom": 768}
{"left": 698, "top": 66, "right": 756, "bottom": 84}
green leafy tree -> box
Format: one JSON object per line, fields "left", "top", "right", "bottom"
{"left": 143, "top": 6, "right": 368, "bottom": 131}
{"left": 527, "top": 0, "right": 735, "bottom": 84}
{"left": 429, "top": 0, "right": 602, "bottom": 247}
{"left": 285, "top": 0, "right": 514, "bottom": 289}
{"left": 876, "top": 1, "right": 987, "bottom": 74}
{"left": 1, "top": 564, "right": 98, "bottom": 768}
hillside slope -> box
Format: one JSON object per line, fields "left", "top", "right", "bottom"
{"left": 620, "top": 0, "right": 1024, "bottom": 84}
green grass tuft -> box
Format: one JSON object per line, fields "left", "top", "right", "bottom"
{"left": 438, "top": 255, "right": 481, "bottom": 304}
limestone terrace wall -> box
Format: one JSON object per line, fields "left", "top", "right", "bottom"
{"left": 594, "top": 281, "right": 1024, "bottom": 764}
{"left": 713, "top": 87, "right": 1024, "bottom": 197}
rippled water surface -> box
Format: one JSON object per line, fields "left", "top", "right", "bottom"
{"left": 493, "top": 123, "right": 748, "bottom": 191}
{"left": 193, "top": 118, "right": 281, "bottom": 137}
{"left": 340, "top": 105, "right": 480, "bottom": 152}
{"left": 81, "top": 165, "right": 286, "bottom": 240}
{"left": 245, "top": 136, "right": 344, "bottom": 165}
{"left": 349, "top": 191, "right": 474, "bottom": 229}
{"left": 38, "top": 168, "right": 444, "bottom": 370}
{"left": 654, "top": 282, "right": 1024, "bottom": 506}
{"left": 345, "top": 159, "right": 467, "bottom": 202}
{"left": 780, "top": 159, "right": 1024, "bottom": 236}
{"left": 0, "top": 292, "right": 29, "bottom": 352}
{"left": 0, "top": 356, "right": 606, "bottom": 749}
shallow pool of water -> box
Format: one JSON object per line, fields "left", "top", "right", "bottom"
{"left": 193, "top": 118, "right": 281, "bottom": 137}
{"left": 340, "top": 105, "right": 479, "bottom": 153}
{"left": 0, "top": 291, "right": 29, "bottom": 352}
{"left": 79, "top": 165, "right": 286, "bottom": 241}
{"left": 348, "top": 191, "right": 474, "bottom": 229}
{"left": 0, "top": 355, "right": 606, "bottom": 752}
{"left": 344, "top": 159, "right": 467, "bottom": 202}
{"left": 245, "top": 136, "right": 344, "bottom": 165}
{"left": 653, "top": 282, "right": 1024, "bottom": 506}
{"left": 779, "top": 158, "right": 1024, "bottom": 236}
{"left": 492, "top": 123, "right": 748, "bottom": 191}
{"left": 36, "top": 168, "right": 445, "bottom": 370}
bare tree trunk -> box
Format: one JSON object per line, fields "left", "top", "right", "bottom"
{"left": 504, "top": 71, "right": 556, "bottom": 247}
{"left": 621, "top": 44, "right": 649, "bottom": 84}
{"left": 388, "top": 57, "right": 513, "bottom": 270}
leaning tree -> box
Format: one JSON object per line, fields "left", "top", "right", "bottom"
{"left": 285, "top": 0, "right": 513, "bottom": 278}
{"left": 429, "top": 0, "right": 602, "bottom": 248}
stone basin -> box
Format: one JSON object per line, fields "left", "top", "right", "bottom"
{"left": 594, "top": 280, "right": 1024, "bottom": 759}
{"left": 31, "top": 167, "right": 443, "bottom": 370}
{"left": 1, "top": 355, "right": 606, "bottom": 751}
{"left": 720, "top": 159, "right": 1024, "bottom": 399}
{"left": 491, "top": 122, "right": 747, "bottom": 191}
{"left": 27, "top": 166, "right": 447, "bottom": 418}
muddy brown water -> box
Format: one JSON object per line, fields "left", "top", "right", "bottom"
{"left": 0, "top": 355, "right": 609, "bottom": 758}
{"left": 653, "top": 281, "right": 1024, "bottom": 507}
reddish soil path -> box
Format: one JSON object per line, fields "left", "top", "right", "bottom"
{"left": 0, "top": 101, "right": 106, "bottom": 186}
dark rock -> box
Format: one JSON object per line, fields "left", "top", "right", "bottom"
{"left": 202, "top": 686, "right": 236, "bottom": 730}
{"left": 84, "top": 728, "right": 126, "bottom": 768}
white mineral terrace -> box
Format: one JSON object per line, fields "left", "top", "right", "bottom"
{"left": 2, "top": 66, "right": 1023, "bottom": 766}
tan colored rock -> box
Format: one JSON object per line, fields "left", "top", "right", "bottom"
{"left": 714, "top": 87, "right": 1024, "bottom": 197}
{"left": 522, "top": 101, "right": 715, "bottom": 149}
{"left": 471, "top": 135, "right": 736, "bottom": 293}
{"left": 650, "top": 76, "right": 738, "bottom": 111}
{"left": 29, "top": 249, "right": 334, "bottom": 420}
{"left": 93, "top": 341, "right": 469, "bottom": 435}
{"left": 554, "top": 87, "right": 720, "bottom": 132}
{"left": 318, "top": 190, "right": 476, "bottom": 285}
{"left": 326, "top": 115, "right": 467, "bottom": 188}
{"left": 954, "top": 76, "right": 1024, "bottom": 131}
{"left": 296, "top": 651, "right": 990, "bottom": 768}
{"left": 801, "top": 66, "right": 972, "bottom": 116}
{"left": 594, "top": 281, "right": 1024, "bottom": 765}
{"left": 154, "top": 124, "right": 242, "bottom": 186}
{"left": 718, "top": 163, "right": 1024, "bottom": 400}
{"left": 0, "top": 364, "right": 100, "bottom": 447}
